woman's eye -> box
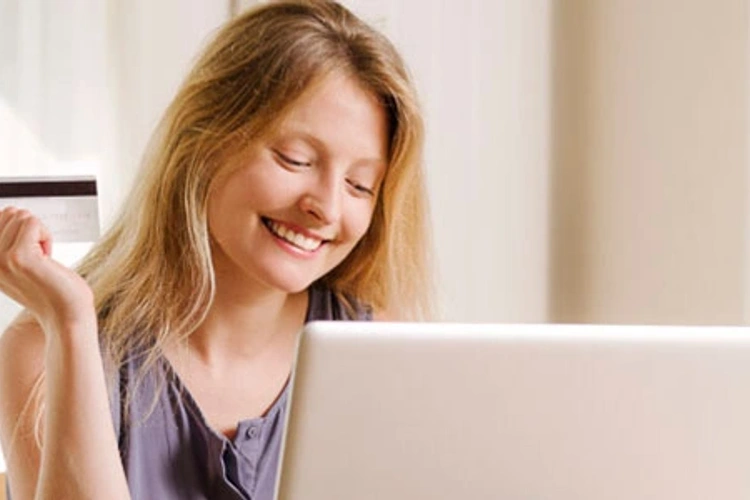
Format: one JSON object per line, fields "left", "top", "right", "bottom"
{"left": 347, "top": 179, "right": 375, "bottom": 196}
{"left": 275, "top": 151, "right": 311, "bottom": 167}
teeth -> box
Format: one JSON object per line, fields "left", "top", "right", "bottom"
{"left": 268, "top": 220, "right": 323, "bottom": 252}
{"left": 292, "top": 233, "right": 305, "bottom": 248}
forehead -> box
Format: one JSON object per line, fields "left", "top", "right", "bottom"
{"left": 273, "top": 72, "right": 390, "bottom": 163}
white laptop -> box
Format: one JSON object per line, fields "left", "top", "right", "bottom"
{"left": 274, "top": 321, "right": 750, "bottom": 500}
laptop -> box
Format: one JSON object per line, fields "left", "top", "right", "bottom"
{"left": 274, "top": 321, "right": 750, "bottom": 500}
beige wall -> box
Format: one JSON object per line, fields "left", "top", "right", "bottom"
{"left": 4, "top": 0, "right": 747, "bottom": 330}
{"left": 550, "top": 0, "right": 748, "bottom": 325}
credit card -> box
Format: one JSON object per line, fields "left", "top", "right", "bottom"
{"left": 0, "top": 176, "right": 100, "bottom": 242}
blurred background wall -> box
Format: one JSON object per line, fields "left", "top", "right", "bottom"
{"left": 1, "top": 0, "right": 749, "bottom": 470}
{"left": 2, "top": 0, "right": 749, "bottom": 317}
{"left": 2, "top": 0, "right": 748, "bottom": 325}
{"left": 549, "top": 0, "right": 748, "bottom": 326}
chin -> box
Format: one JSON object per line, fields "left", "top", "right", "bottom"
{"left": 266, "top": 273, "right": 319, "bottom": 295}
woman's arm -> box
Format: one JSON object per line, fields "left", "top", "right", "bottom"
{"left": 0, "top": 317, "right": 45, "bottom": 500}
{"left": 0, "top": 208, "right": 130, "bottom": 500}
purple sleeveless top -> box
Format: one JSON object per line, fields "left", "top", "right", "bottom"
{"left": 6, "top": 284, "right": 370, "bottom": 500}
{"left": 118, "top": 284, "right": 370, "bottom": 500}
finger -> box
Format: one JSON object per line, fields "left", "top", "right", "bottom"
{"left": 0, "top": 215, "right": 57, "bottom": 304}
{"left": 36, "top": 219, "right": 53, "bottom": 257}
{"left": 9, "top": 213, "right": 52, "bottom": 262}
{"left": 0, "top": 206, "right": 21, "bottom": 223}
{"left": 0, "top": 205, "right": 20, "bottom": 218}
{"left": 40, "top": 235, "right": 52, "bottom": 257}
{"left": 0, "top": 210, "right": 36, "bottom": 305}
{"left": 0, "top": 206, "right": 21, "bottom": 250}
{"left": 8, "top": 210, "right": 55, "bottom": 258}
{"left": 0, "top": 212, "right": 48, "bottom": 281}
{"left": 0, "top": 209, "right": 31, "bottom": 256}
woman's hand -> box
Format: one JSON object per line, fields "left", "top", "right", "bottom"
{"left": 0, "top": 207, "right": 96, "bottom": 336}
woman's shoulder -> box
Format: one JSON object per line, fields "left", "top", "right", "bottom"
{"left": 0, "top": 313, "right": 45, "bottom": 384}
{"left": 0, "top": 313, "right": 46, "bottom": 483}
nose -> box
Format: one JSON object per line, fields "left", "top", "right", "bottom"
{"left": 299, "top": 172, "right": 343, "bottom": 225}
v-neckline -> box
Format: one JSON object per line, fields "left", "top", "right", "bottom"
{"left": 157, "top": 284, "right": 320, "bottom": 443}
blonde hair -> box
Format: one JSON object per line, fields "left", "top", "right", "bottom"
{"left": 76, "top": 0, "right": 433, "bottom": 392}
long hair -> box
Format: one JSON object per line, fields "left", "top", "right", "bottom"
{"left": 76, "top": 0, "right": 434, "bottom": 392}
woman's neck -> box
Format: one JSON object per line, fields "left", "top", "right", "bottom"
{"left": 184, "top": 283, "right": 309, "bottom": 366}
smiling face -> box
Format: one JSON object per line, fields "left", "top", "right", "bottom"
{"left": 206, "top": 72, "right": 389, "bottom": 296}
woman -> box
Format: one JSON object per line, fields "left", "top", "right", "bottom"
{"left": 0, "top": 1, "right": 432, "bottom": 499}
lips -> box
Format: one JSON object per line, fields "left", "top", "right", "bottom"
{"left": 262, "top": 217, "right": 328, "bottom": 252}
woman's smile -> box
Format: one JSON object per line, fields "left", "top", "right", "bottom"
{"left": 262, "top": 217, "right": 329, "bottom": 254}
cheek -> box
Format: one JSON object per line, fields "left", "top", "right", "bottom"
{"left": 207, "top": 177, "right": 262, "bottom": 243}
{"left": 244, "top": 169, "right": 301, "bottom": 210}
{"left": 343, "top": 203, "right": 377, "bottom": 243}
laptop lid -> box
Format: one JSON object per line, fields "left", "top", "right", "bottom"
{"left": 275, "top": 321, "right": 750, "bottom": 500}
